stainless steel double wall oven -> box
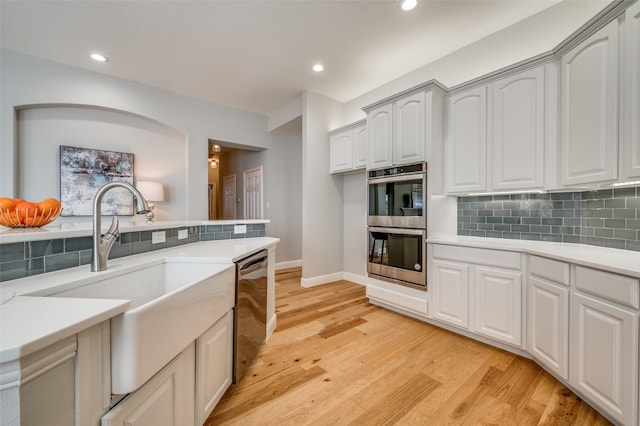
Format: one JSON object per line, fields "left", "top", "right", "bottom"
{"left": 367, "top": 162, "right": 427, "bottom": 289}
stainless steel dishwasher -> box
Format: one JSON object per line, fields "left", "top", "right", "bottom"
{"left": 234, "top": 249, "right": 268, "bottom": 383}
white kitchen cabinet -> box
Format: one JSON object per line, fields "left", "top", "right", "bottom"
{"left": 329, "top": 131, "right": 352, "bottom": 173}
{"left": 491, "top": 67, "right": 545, "bottom": 191}
{"left": 102, "top": 343, "right": 196, "bottom": 426}
{"left": 445, "top": 86, "right": 487, "bottom": 193}
{"left": 196, "top": 310, "right": 233, "bottom": 425}
{"left": 446, "top": 66, "right": 548, "bottom": 194}
{"left": 393, "top": 91, "right": 426, "bottom": 165}
{"left": 329, "top": 120, "right": 367, "bottom": 174}
{"left": 429, "top": 244, "right": 523, "bottom": 348}
{"left": 353, "top": 123, "right": 368, "bottom": 169}
{"left": 527, "top": 274, "right": 569, "bottom": 380}
{"left": 474, "top": 266, "right": 523, "bottom": 347}
{"left": 623, "top": 1, "right": 640, "bottom": 179}
{"left": 561, "top": 20, "right": 619, "bottom": 186}
{"left": 430, "top": 259, "right": 469, "bottom": 329}
{"left": 367, "top": 103, "right": 393, "bottom": 169}
{"left": 570, "top": 292, "right": 638, "bottom": 426}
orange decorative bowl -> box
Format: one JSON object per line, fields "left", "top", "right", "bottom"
{"left": 0, "top": 207, "right": 62, "bottom": 228}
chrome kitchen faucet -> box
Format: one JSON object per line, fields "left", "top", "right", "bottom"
{"left": 91, "top": 182, "right": 150, "bottom": 272}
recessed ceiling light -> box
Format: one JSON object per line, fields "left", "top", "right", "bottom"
{"left": 90, "top": 53, "right": 107, "bottom": 62}
{"left": 400, "top": 0, "right": 417, "bottom": 11}
{"left": 312, "top": 64, "right": 324, "bottom": 72}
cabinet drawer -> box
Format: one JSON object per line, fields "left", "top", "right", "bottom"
{"left": 432, "top": 244, "right": 521, "bottom": 270}
{"left": 528, "top": 255, "right": 570, "bottom": 286}
{"left": 575, "top": 266, "right": 640, "bottom": 309}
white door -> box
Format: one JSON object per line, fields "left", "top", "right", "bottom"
{"left": 624, "top": 1, "right": 640, "bottom": 178}
{"left": 393, "top": 91, "right": 425, "bottom": 165}
{"left": 352, "top": 124, "right": 368, "bottom": 169}
{"left": 243, "top": 166, "right": 263, "bottom": 220}
{"left": 330, "top": 131, "right": 353, "bottom": 173}
{"left": 527, "top": 275, "right": 569, "bottom": 380}
{"left": 445, "top": 86, "right": 487, "bottom": 193}
{"left": 367, "top": 104, "right": 393, "bottom": 169}
{"left": 570, "top": 293, "right": 638, "bottom": 426}
{"left": 473, "top": 266, "right": 522, "bottom": 347}
{"left": 430, "top": 259, "right": 470, "bottom": 330}
{"left": 223, "top": 174, "right": 236, "bottom": 220}
{"left": 561, "top": 20, "right": 619, "bottom": 185}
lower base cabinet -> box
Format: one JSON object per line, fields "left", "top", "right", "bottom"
{"left": 102, "top": 343, "right": 196, "bottom": 426}
{"left": 570, "top": 292, "right": 638, "bottom": 426}
{"left": 102, "top": 310, "right": 234, "bottom": 426}
{"left": 196, "top": 310, "right": 234, "bottom": 425}
{"left": 428, "top": 245, "right": 523, "bottom": 348}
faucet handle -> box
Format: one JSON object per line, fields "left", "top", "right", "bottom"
{"left": 103, "top": 216, "right": 120, "bottom": 242}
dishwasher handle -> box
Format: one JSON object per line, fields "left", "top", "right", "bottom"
{"left": 238, "top": 252, "right": 268, "bottom": 275}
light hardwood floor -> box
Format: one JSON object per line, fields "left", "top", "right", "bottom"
{"left": 206, "top": 268, "right": 611, "bottom": 425}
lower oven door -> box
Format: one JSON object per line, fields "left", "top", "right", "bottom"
{"left": 367, "top": 227, "right": 426, "bottom": 289}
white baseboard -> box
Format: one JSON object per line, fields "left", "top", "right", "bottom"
{"left": 300, "top": 271, "right": 366, "bottom": 287}
{"left": 300, "top": 272, "right": 343, "bottom": 288}
{"left": 342, "top": 272, "right": 366, "bottom": 286}
{"left": 275, "top": 259, "right": 302, "bottom": 270}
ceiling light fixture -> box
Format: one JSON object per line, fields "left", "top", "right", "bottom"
{"left": 312, "top": 64, "right": 324, "bottom": 72}
{"left": 400, "top": 0, "right": 417, "bottom": 11}
{"left": 90, "top": 53, "right": 107, "bottom": 62}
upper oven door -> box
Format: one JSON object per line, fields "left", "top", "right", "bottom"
{"left": 368, "top": 172, "right": 426, "bottom": 228}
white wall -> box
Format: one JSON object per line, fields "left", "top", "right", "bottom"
{"left": 301, "top": 91, "right": 345, "bottom": 285}
{"left": 1, "top": 49, "right": 269, "bottom": 220}
{"left": 342, "top": 172, "right": 367, "bottom": 282}
{"left": 17, "top": 106, "right": 187, "bottom": 221}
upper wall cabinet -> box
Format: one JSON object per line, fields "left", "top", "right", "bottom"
{"left": 366, "top": 90, "right": 429, "bottom": 169}
{"left": 560, "top": 20, "right": 619, "bottom": 186}
{"left": 445, "top": 86, "right": 487, "bottom": 193}
{"left": 491, "top": 67, "right": 546, "bottom": 191}
{"left": 393, "top": 91, "right": 426, "bottom": 165}
{"left": 623, "top": 1, "right": 640, "bottom": 179}
{"left": 446, "top": 65, "right": 547, "bottom": 194}
{"left": 329, "top": 120, "right": 367, "bottom": 174}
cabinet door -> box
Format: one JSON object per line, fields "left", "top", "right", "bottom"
{"left": 102, "top": 345, "right": 195, "bottom": 426}
{"left": 527, "top": 276, "right": 569, "bottom": 380}
{"left": 570, "top": 293, "right": 638, "bottom": 426}
{"left": 492, "top": 67, "right": 545, "bottom": 190}
{"left": 561, "top": 20, "right": 619, "bottom": 186}
{"left": 446, "top": 86, "right": 487, "bottom": 193}
{"left": 367, "top": 104, "right": 393, "bottom": 169}
{"left": 474, "top": 266, "right": 522, "bottom": 347}
{"left": 196, "top": 311, "right": 233, "bottom": 425}
{"left": 430, "top": 259, "right": 469, "bottom": 329}
{"left": 353, "top": 124, "right": 368, "bottom": 169}
{"left": 329, "top": 130, "right": 353, "bottom": 173}
{"left": 624, "top": 1, "right": 640, "bottom": 178}
{"left": 393, "top": 91, "right": 425, "bottom": 165}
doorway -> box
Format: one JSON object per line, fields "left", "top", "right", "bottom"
{"left": 243, "top": 166, "right": 263, "bottom": 219}
{"left": 223, "top": 174, "right": 236, "bottom": 219}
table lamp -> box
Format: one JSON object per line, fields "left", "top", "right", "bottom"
{"left": 136, "top": 181, "right": 165, "bottom": 223}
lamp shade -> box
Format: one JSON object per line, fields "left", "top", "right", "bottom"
{"left": 136, "top": 181, "right": 165, "bottom": 202}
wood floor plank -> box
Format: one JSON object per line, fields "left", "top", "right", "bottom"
{"left": 207, "top": 269, "right": 612, "bottom": 425}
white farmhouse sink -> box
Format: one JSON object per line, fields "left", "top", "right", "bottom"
{"left": 41, "top": 259, "right": 235, "bottom": 394}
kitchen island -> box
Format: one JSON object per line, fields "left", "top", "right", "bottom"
{"left": 0, "top": 235, "right": 279, "bottom": 426}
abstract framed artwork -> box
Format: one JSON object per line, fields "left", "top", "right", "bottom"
{"left": 59, "top": 146, "right": 135, "bottom": 216}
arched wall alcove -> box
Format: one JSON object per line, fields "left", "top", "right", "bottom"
{"left": 16, "top": 103, "right": 189, "bottom": 221}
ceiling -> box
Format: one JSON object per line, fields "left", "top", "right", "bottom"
{"left": 1, "top": 0, "right": 573, "bottom": 116}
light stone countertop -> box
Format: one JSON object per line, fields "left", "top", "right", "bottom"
{"left": 0, "top": 237, "right": 279, "bottom": 364}
{"left": 428, "top": 236, "right": 640, "bottom": 279}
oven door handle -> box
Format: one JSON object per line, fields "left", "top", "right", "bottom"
{"left": 367, "top": 173, "right": 425, "bottom": 185}
{"left": 368, "top": 227, "right": 425, "bottom": 236}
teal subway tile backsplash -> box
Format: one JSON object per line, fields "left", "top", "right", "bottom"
{"left": 0, "top": 223, "right": 267, "bottom": 282}
{"left": 457, "top": 187, "right": 639, "bottom": 251}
